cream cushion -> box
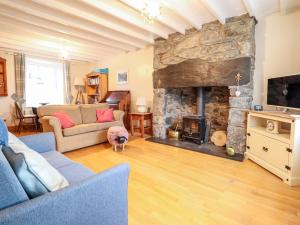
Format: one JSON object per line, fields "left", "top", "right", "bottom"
{"left": 80, "top": 103, "right": 109, "bottom": 124}
{"left": 8, "top": 133, "right": 69, "bottom": 191}
{"left": 38, "top": 105, "right": 82, "bottom": 125}
{"left": 63, "top": 121, "right": 123, "bottom": 137}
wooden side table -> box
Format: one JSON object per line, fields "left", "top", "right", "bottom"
{"left": 129, "top": 113, "right": 153, "bottom": 138}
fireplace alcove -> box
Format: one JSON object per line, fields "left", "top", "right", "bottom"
{"left": 149, "top": 15, "right": 256, "bottom": 160}
{"left": 147, "top": 85, "right": 245, "bottom": 162}
{"left": 147, "top": 56, "right": 252, "bottom": 161}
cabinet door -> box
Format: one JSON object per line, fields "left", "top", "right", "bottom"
{"left": 247, "top": 131, "right": 289, "bottom": 173}
{"left": 247, "top": 131, "right": 267, "bottom": 159}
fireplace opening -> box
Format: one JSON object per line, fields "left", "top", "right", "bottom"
{"left": 148, "top": 86, "right": 244, "bottom": 161}
{"left": 181, "top": 87, "right": 206, "bottom": 144}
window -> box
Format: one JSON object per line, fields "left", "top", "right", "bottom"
{"left": 25, "top": 57, "right": 64, "bottom": 107}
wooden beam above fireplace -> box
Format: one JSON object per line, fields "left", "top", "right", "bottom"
{"left": 153, "top": 57, "right": 251, "bottom": 89}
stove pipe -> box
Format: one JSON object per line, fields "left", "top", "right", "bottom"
{"left": 196, "top": 87, "right": 205, "bottom": 117}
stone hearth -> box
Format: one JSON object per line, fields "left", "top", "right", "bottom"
{"left": 152, "top": 14, "right": 256, "bottom": 154}
{"left": 146, "top": 137, "right": 244, "bottom": 162}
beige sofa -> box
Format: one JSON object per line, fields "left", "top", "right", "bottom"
{"left": 38, "top": 103, "right": 124, "bottom": 153}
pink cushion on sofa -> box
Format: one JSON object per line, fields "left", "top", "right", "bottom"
{"left": 53, "top": 112, "right": 75, "bottom": 129}
{"left": 96, "top": 108, "right": 114, "bottom": 123}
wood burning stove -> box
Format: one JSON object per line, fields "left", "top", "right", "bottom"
{"left": 181, "top": 116, "right": 206, "bottom": 144}
{"left": 181, "top": 87, "right": 206, "bottom": 144}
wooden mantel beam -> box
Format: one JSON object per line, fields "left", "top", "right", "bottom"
{"left": 153, "top": 57, "right": 252, "bottom": 89}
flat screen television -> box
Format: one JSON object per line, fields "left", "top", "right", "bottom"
{"left": 267, "top": 74, "right": 300, "bottom": 109}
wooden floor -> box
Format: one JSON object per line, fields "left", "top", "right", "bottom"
{"left": 63, "top": 137, "right": 300, "bottom": 225}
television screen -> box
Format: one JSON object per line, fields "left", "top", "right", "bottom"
{"left": 267, "top": 74, "right": 300, "bottom": 108}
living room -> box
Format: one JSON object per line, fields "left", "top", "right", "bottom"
{"left": 0, "top": 1, "right": 300, "bottom": 225}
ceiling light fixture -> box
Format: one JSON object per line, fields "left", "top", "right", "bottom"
{"left": 141, "top": 1, "right": 161, "bottom": 24}
{"left": 60, "top": 45, "right": 69, "bottom": 59}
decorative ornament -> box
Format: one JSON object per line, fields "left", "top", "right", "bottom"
{"left": 266, "top": 120, "right": 279, "bottom": 134}
{"left": 235, "top": 73, "right": 242, "bottom": 97}
{"left": 226, "top": 147, "right": 235, "bottom": 156}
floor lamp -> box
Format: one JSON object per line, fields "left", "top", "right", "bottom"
{"left": 74, "top": 77, "right": 85, "bottom": 104}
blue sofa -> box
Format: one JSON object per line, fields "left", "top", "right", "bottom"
{"left": 0, "top": 132, "right": 130, "bottom": 225}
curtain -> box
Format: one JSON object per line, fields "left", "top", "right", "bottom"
{"left": 63, "top": 61, "right": 72, "bottom": 104}
{"left": 14, "top": 53, "right": 26, "bottom": 99}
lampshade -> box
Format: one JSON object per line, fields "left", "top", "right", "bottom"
{"left": 136, "top": 97, "right": 146, "bottom": 106}
{"left": 73, "top": 77, "right": 84, "bottom": 86}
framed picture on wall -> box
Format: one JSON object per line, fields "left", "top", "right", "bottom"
{"left": 117, "top": 70, "right": 128, "bottom": 85}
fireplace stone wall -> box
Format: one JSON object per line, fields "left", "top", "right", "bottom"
{"left": 162, "top": 87, "right": 229, "bottom": 136}
{"left": 152, "top": 14, "right": 256, "bottom": 154}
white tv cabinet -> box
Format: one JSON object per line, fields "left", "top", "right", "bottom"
{"left": 246, "top": 111, "right": 300, "bottom": 186}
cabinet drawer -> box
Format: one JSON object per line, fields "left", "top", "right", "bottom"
{"left": 247, "top": 131, "right": 289, "bottom": 172}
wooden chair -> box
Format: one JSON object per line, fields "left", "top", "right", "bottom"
{"left": 15, "top": 102, "right": 38, "bottom": 133}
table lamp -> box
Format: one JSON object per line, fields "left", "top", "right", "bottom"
{"left": 136, "top": 97, "right": 147, "bottom": 113}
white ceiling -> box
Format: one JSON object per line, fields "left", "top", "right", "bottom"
{"left": 0, "top": 0, "right": 299, "bottom": 62}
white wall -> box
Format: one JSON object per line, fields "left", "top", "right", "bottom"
{"left": 101, "top": 46, "right": 154, "bottom": 112}
{"left": 254, "top": 10, "right": 300, "bottom": 106}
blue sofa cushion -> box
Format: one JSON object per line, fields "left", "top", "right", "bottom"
{"left": 8, "top": 133, "right": 69, "bottom": 192}
{"left": 40, "top": 151, "right": 73, "bottom": 169}
{"left": 0, "top": 149, "right": 28, "bottom": 210}
{"left": 2, "top": 146, "right": 49, "bottom": 199}
{"left": 57, "top": 163, "right": 95, "bottom": 184}
{"left": 0, "top": 118, "right": 8, "bottom": 146}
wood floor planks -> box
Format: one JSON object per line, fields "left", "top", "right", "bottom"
{"left": 64, "top": 137, "right": 300, "bottom": 225}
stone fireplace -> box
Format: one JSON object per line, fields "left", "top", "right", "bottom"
{"left": 152, "top": 14, "right": 256, "bottom": 154}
